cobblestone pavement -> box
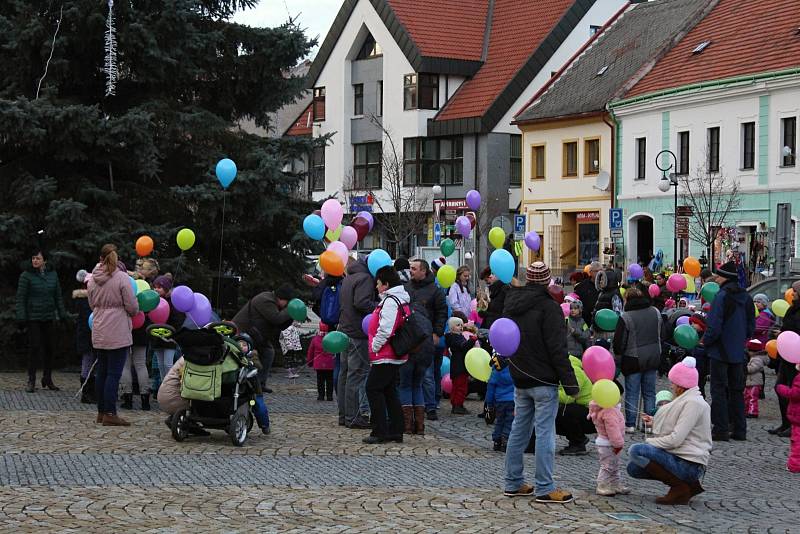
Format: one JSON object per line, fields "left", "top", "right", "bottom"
{"left": 0, "top": 369, "right": 796, "bottom": 532}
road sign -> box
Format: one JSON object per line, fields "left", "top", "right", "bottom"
{"left": 434, "top": 223, "right": 442, "bottom": 245}
{"left": 610, "top": 229, "right": 623, "bottom": 238}
{"left": 676, "top": 216, "right": 689, "bottom": 239}
{"left": 514, "top": 215, "right": 526, "bottom": 233}
{"left": 513, "top": 232, "right": 524, "bottom": 241}
{"left": 609, "top": 208, "right": 623, "bottom": 230}
{"left": 676, "top": 205, "right": 693, "bottom": 217}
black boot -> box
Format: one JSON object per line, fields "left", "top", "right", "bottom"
{"left": 42, "top": 376, "right": 60, "bottom": 391}
{"left": 80, "top": 377, "right": 93, "bottom": 404}
{"left": 26, "top": 380, "right": 35, "bottom": 393}
{"left": 141, "top": 394, "right": 151, "bottom": 411}
{"left": 121, "top": 393, "right": 133, "bottom": 409}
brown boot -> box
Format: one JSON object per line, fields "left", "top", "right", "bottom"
{"left": 645, "top": 461, "right": 692, "bottom": 505}
{"left": 688, "top": 480, "right": 704, "bottom": 497}
{"left": 413, "top": 406, "right": 425, "bottom": 435}
{"left": 402, "top": 406, "right": 414, "bottom": 434}
{"left": 102, "top": 413, "right": 131, "bottom": 427}
{"left": 96, "top": 413, "right": 104, "bottom": 424}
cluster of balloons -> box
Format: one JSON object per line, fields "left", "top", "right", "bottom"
{"left": 304, "top": 199, "right": 375, "bottom": 277}
{"left": 581, "top": 345, "right": 620, "bottom": 408}
{"left": 171, "top": 285, "right": 213, "bottom": 326}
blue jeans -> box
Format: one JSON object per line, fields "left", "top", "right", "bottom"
{"left": 433, "top": 351, "right": 443, "bottom": 402}
{"left": 423, "top": 356, "right": 438, "bottom": 411}
{"left": 95, "top": 348, "right": 128, "bottom": 415}
{"left": 624, "top": 369, "right": 657, "bottom": 427}
{"left": 504, "top": 386, "right": 559, "bottom": 495}
{"left": 627, "top": 443, "right": 705, "bottom": 483}
{"left": 492, "top": 401, "right": 515, "bottom": 442}
{"left": 399, "top": 360, "right": 426, "bottom": 406}
{"left": 257, "top": 345, "right": 275, "bottom": 388}
{"left": 333, "top": 354, "right": 340, "bottom": 395}
{"left": 153, "top": 348, "right": 176, "bottom": 383}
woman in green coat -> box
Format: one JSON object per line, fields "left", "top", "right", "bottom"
{"left": 15, "top": 250, "right": 67, "bottom": 392}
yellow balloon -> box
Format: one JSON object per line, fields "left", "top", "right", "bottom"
{"left": 465, "top": 347, "right": 492, "bottom": 382}
{"left": 592, "top": 379, "right": 620, "bottom": 408}
{"left": 135, "top": 279, "right": 150, "bottom": 293}
{"left": 176, "top": 228, "right": 196, "bottom": 251}
{"left": 488, "top": 227, "right": 505, "bottom": 249}
{"left": 772, "top": 299, "right": 790, "bottom": 318}
{"left": 620, "top": 287, "right": 626, "bottom": 298}
{"left": 683, "top": 273, "right": 696, "bottom": 294}
{"left": 437, "top": 265, "right": 457, "bottom": 289}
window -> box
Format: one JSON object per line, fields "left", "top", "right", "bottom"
{"left": 707, "top": 127, "right": 720, "bottom": 172}
{"left": 635, "top": 137, "right": 646, "bottom": 180}
{"left": 403, "top": 137, "right": 463, "bottom": 185}
{"left": 356, "top": 34, "right": 382, "bottom": 59}
{"left": 531, "top": 145, "right": 545, "bottom": 180}
{"left": 377, "top": 81, "right": 383, "bottom": 116}
{"left": 692, "top": 40, "right": 711, "bottom": 54}
{"left": 563, "top": 141, "right": 578, "bottom": 177}
{"left": 353, "top": 142, "right": 382, "bottom": 189}
{"left": 310, "top": 145, "right": 325, "bottom": 191}
{"left": 742, "top": 122, "right": 755, "bottom": 170}
{"left": 312, "top": 87, "right": 325, "bottom": 122}
{"left": 510, "top": 134, "right": 522, "bottom": 186}
{"left": 585, "top": 138, "right": 600, "bottom": 175}
{"left": 782, "top": 117, "right": 796, "bottom": 167}
{"left": 678, "top": 131, "right": 690, "bottom": 175}
{"left": 404, "top": 73, "right": 438, "bottom": 110}
{"left": 353, "top": 84, "right": 363, "bottom": 116}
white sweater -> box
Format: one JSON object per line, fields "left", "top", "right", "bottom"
{"left": 646, "top": 387, "right": 712, "bottom": 466}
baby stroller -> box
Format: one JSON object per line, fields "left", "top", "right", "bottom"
{"left": 148, "top": 321, "right": 260, "bottom": 446}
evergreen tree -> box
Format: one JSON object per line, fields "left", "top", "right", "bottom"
{"left": 0, "top": 0, "right": 318, "bottom": 362}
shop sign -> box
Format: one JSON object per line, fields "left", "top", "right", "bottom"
{"left": 576, "top": 211, "right": 600, "bottom": 222}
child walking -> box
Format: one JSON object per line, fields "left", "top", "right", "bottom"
{"left": 444, "top": 317, "right": 477, "bottom": 414}
{"left": 307, "top": 323, "right": 335, "bottom": 400}
{"left": 279, "top": 322, "right": 303, "bottom": 379}
{"left": 588, "top": 384, "right": 630, "bottom": 496}
{"left": 486, "top": 355, "right": 514, "bottom": 451}
{"left": 744, "top": 339, "right": 769, "bottom": 418}
{"left": 775, "top": 363, "right": 800, "bottom": 473}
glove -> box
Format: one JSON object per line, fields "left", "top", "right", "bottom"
{"left": 484, "top": 404, "right": 496, "bottom": 425}
{"left": 563, "top": 384, "right": 580, "bottom": 398}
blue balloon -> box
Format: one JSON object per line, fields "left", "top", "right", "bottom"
{"left": 129, "top": 276, "right": 138, "bottom": 296}
{"left": 88, "top": 312, "right": 94, "bottom": 330}
{"left": 367, "top": 249, "right": 392, "bottom": 277}
{"left": 215, "top": 158, "right": 237, "bottom": 189}
{"left": 490, "top": 249, "right": 515, "bottom": 284}
{"left": 441, "top": 356, "right": 450, "bottom": 376}
{"left": 303, "top": 214, "right": 325, "bottom": 241}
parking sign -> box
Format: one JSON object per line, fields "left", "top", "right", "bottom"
{"left": 609, "top": 208, "right": 623, "bottom": 230}
{"left": 514, "top": 215, "right": 526, "bottom": 233}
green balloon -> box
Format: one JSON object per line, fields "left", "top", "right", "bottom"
{"left": 674, "top": 324, "right": 699, "bottom": 350}
{"left": 322, "top": 331, "right": 349, "bottom": 354}
{"left": 440, "top": 238, "right": 455, "bottom": 257}
{"left": 137, "top": 289, "right": 160, "bottom": 313}
{"left": 594, "top": 309, "right": 618, "bottom": 332}
{"left": 700, "top": 281, "right": 720, "bottom": 303}
{"left": 287, "top": 298, "right": 307, "bottom": 322}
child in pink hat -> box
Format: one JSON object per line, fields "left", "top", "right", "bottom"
{"left": 776, "top": 362, "right": 800, "bottom": 473}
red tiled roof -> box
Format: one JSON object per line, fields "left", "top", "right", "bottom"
{"left": 626, "top": 0, "right": 800, "bottom": 98}
{"left": 285, "top": 103, "right": 313, "bottom": 136}
{"left": 387, "top": 0, "right": 488, "bottom": 62}
{"left": 435, "top": 0, "right": 575, "bottom": 121}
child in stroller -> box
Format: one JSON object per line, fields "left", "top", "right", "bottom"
{"left": 149, "top": 321, "right": 270, "bottom": 446}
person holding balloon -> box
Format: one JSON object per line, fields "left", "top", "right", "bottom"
{"left": 478, "top": 268, "right": 508, "bottom": 330}
{"left": 486, "top": 355, "right": 515, "bottom": 452}
{"left": 447, "top": 266, "right": 473, "bottom": 317}
{"left": 121, "top": 260, "right": 160, "bottom": 410}
{"left": 743, "top": 339, "right": 769, "bottom": 418}
{"left": 775, "top": 359, "right": 800, "bottom": 472}
{"left": 771, "top": 282, "right": 800, "bottom": 438}
{"left": 150, "top": 275, "right": 185, "bottom": 387}
{"left": 445, "top": 317, "right": 477, "bottom": 415}
{"left": 588, "top": 381, "right": 629, "bottom": 496}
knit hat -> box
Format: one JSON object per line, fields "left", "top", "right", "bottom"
{"left": 688, "top": 314, "right": 706, "bottom": 332}
{"left": 668, "top": 356, "right": 699, "bottom": 389}
{"left": 656, "top": 390, "right": 674, "bottom": 404}
{"left": 746, "top": 338, "right": 763, "bottom": 351}
{"left": 431, "top": 257, "right": 446, "bottom": 271}
{"left": 569, "top": 299, "right": 583, "bottom": 311}
{"left": 153, "top": 275, "right": 173, "bottom": 291}
{"left": 275, "top": 284, "right": 296, "bottom": 301}
{"left": 526, "top": 261, "right": 551, "bottom": 285}
{"left": 564, "top": 292, "right": 580, "bottom": 303}
{"left": 752, "top": 293, "right": 770, "bottom": 306}
{"left": 447, "top": 316, "right": 464, "bottom": 331}
{"left": 715, "top": 261, "right": 738, "bottom": 281}
{"left": 76, "top": 269, "right": 89, "bottom": 284}
{"left": 664, "top": 298, "right": 676, "bottom": 309}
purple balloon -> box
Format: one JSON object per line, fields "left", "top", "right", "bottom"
{"left": 362, "top": 314, "right": 373, "bottom": 336}
{"left": 172, "top": 285, "right": 194, "bottom": 313}
{"left": 489, "top": 318, "right": 521, "bottom": 357}
{"left": 676, "top": 316, "right": 691, "bottom": 327}
{"left": 357, "top": 211, "right": 374, "bottom": 231}
{"left": 628, "top": 263, "right": 644, "bottom": 280}
{"left": 188, "top": 293, "right": 212, "bottom": 326}
{"left": 465, "top": 189, "right": 481, "bottom": 211}
{"left": 524, "top": 231, "right": 541, "bottom": 251}
{"left": 455, "top": 215, "right": 472, "bottom": 238}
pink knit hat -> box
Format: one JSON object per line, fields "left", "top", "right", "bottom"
{"left": 668, "top": 356, "right": 698, "bottom": 389}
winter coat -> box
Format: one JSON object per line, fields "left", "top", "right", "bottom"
{"left": 588, "top": 401, "right": 625, "bottom": 448}
{"left": 702, "top": 281, "right": 755, "bottom": 364}
{"left": 338, "top": 259, "right": 375, "bottom": 340}
{"left": 150, "top": 296, "right": 186, "bottom": 349}
{"left": 613, "top": 296, "right": 662, "bottom": 376}
{"left": 745, "top": 352, "right": 769, "bottom": 387}
{"left": 502, "top": 283, "right": 578, "bottom": 395}
{"left": 232, "top": 291, "right": 293, "bottom": 350}
{"left": 15, "top": 266, "right": 67, "bottom": 322}
{"left": 593, "top": 270, "right": 623, "bottom": 320}
{"left": 405, "top": 272, "right": 448, "bottom": 337}
{"left": 646, "top": 386, "right": 712, "bottom": 466}
{"left": 776, "top": 372, "right": 800, "bottom": 426}
{"left": 448, "top": 282, "right": 472, "bottom": 317}
{"left": 279, "top": 324, "right": 302, "bottom": 355}
{"left": 558, "top": 355, "right": 592, "bottom": 406}
{"left": 87, "top": 262, "right": 139, "bottom": 350}
{"left": 573, "top": 278, "right": 598, "bottom": 325}
{"left": 754, "top": 309, "right": 775, "bottom": 345}
{"left": 156, "top": 357, "right": 188, "bottom": 415}
{"left": 566, "top": 315, "right": 590, "bottom": 357}
{"left": 73, "top": 289, "right": 93, "bottom": 355}
{"left": 480, "top": 280, "right": 508, "bottom": 329}
{"left": 445, "top": 332, "right": 476, "bottom": 378}
{"left": 368, "top": 285, "right": 410, "bottom": 364}
{"left": 306, "top": 334, "right": 335, "bottom": 370}
{"left": 486, "top": 366, "right": 515, "bottom": 404}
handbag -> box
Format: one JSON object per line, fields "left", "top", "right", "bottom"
{"left": 385, "top": 295, "right": 428, "bottom": 357}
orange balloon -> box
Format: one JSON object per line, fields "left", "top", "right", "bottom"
{"left": 135, "top": 236, "right": 154, "bottom": 257}
{"left": 766, "top": 339, "right": 778, "bottom": 359}
{"left": 683, "top": 257, "right": 701, "bottom": 278}
{"left": 319, "top": 250, "right": 344, "bottom": 276}
{"left": 785, "top": 288, "right": 795, "bottom": 304}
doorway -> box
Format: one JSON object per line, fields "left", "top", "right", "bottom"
{"left": 628, "top": 214, "right": 654, "bottom": 265}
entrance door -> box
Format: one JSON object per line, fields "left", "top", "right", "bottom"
{"left": 577, "top": 223, "right": 600, "bottom": 266}
{"left": 636, "top": 217, "right": 654, "bottom": 264}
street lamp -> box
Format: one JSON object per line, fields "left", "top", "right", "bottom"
{"left": 656, "top": 150, "right": 679, "bottom": 269}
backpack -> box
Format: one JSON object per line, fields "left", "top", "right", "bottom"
{"left": 320, "top": 282, "right": 342, "bottom": 326}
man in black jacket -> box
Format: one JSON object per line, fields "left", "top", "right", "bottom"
{"left": 574, "top": 261, "right": 601, "bottom": 324}
{"left": 406, "top": 259, "right": 448, "bottom": 420}
{"left": 502, "top": 261, "right": 578, "bottom": 504}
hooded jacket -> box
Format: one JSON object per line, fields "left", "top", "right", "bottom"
{"left": 232, "top": 291, "right": 292, "bottom": 349}
{"left": 501, "top": 283, "right": 578, "bottom": 395}
{"left": 480, "top": 280, "right": 508, "bottom": 329}
{"left": 746, "top": 351, "right": 769, "bottom": 387}
{"left": 646, "top": 386, "right": 712, "bottom": 466}
{"left": 754, "top": 308, "right": 775, "bottom": 345}
{"left": 486, "top": 365, "right": 515, "bottom": 404}
{"left": 405, "top": 271, "right": 447, "bottom": 337}
{"left": 593, "top": 270, "right": 623, "bottom": 319}
{"left": 776, "top": 372, "right": 800, "bottom": 426}
{"left": 73, "top": 289, "right": 92, "bottom": 355}
{"left": 369, "top": 285, "right": 410, "bottom": 364}
{"left": 448, "top": 282, "right": 472, "bottom": 317}
{"left": 306, "top": 332, "right": 335, "bottom": 370}
{"left": 573, "top": 277, "right": 598, "bottom": 325}
{"left": 588, "top": 401, "right": 625, "bottom": 448}
{"left": 15, "top": 265, "right": 67, "bottom": 322}
{"left": 702, "top": 281, "right": 755, "bottom": 364}
{"left": 558, "top": 355, "right": 592, "bottom": 405}
{"left": 338, "top": 258, "right": 375, "bottom": 340}
{"left": 613, "top": 296, "right": 662, "bottom": 375}
{"left": 87, "top": 262, "right": 139, "bottom": 350}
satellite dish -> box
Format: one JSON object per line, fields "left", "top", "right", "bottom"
{"left": 594, "top": 171, "right": 610, "bottom": 191}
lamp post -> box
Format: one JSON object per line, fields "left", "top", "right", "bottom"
{"left": 432, "top": 166, "right": 448, "bottom": 238}
{"left": 656, "top": 150, "right": 679, "bottom": 269}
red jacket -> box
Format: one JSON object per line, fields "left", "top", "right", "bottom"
{"left": 368, "top": 286, "right": 410, "bottom": 364}
{"left": 776, "top": 371, "right": 800, "bottom": 426}
{"left": 306, "top": 334, "right": 335, "bottom": 371}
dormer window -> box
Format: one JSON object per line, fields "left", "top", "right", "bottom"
{"left": 357, "top": 34, "right": 383, "bottom": 59}
{"left": 404, "top": 74, "right": 439, "bottom": 110}
{"left": 692, "top": 40, "right": 711, "bottom": 54}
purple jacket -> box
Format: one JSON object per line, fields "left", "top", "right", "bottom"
{"left": 88, "top": 263, "right": 139, "bottom": 350}
{"left": 754, "top": 309, "right": 775, "bottom": 345}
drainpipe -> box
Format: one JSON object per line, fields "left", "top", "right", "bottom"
{"left": 604, "top": 106, "right": 621, "bottom": 267}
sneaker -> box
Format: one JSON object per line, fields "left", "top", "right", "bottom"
{"left": 25, "top": 382, "right": 35, "bottom": 393}
{"left": 558, "top": 443, "right": 588, "bottom": 456}
{"left": 596, "top": 484, "right": 616, "bottom": 496}
{"left": 613, "top": 485, "right": 631, "bottom": 495}
{"left": 451, "top": 406, "right": 469, "bottom": 415}
{"left": 493, "top": 440, "right": 503, "bottom": 452}
{"left": 504, "top": 483, "right": 535, "bottom": 497}
{"left": 625, "top": 426, "right": 635, "bottom": 434}
{"left": 426, "top": 410, "right": 439, "bottom": 421}
{"left": 535, "top": 489, "right": 574, "bottom": 504}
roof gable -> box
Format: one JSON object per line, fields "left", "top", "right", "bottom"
{"left": 284, "top": 103, "right": 313, "bottom": 136}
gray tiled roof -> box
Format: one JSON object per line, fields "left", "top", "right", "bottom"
{"left": 515, "top": 0, "right": 713, "bottom": 123}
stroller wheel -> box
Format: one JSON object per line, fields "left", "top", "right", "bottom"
{"left": 229, "top": 413, "right": 248, "bottom": 447}
{"left": 171, "top": 409, "right": 189, "bottom": 442}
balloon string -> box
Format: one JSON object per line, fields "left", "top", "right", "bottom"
{"left": 174, "top": 252, "right": 183, "bottom": 283}
{"left": 216, "top": 191, "right": 227, "bottom": 317}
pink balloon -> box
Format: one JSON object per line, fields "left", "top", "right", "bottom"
{"left": 648, "top": 284, "right": 661, "bottom": 298}
{"left": 131, "top": 311, "right": 145, "bottom": 330}
{"left": 582, "top": 345, "right": 616, "bottom": 383}
{"left": 340, "top": 226, "right": 358, "bottom": 249}
{"left": 320, "top": 199, "right": 343, "bottom": 230}
{"left": 148, "top": 297, "right": 170, "bottom": 324}
{"left": 666, "top": 273, "right": 687, "bottom": 293}
{"left": 327, "top": 241, "right": 349, "bottom": 266}
{"left": 441, "top": 374, "right": 453, "bottom": 395}
{"left": 561, "top": 302, "right": 570, "bottom": 317}
{"left": 777, "top": 331, "right": 800, "bottom": 364}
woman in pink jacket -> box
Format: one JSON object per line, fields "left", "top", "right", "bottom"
{"left": 87, "top": 244, "right": 139, "bottom": 426}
